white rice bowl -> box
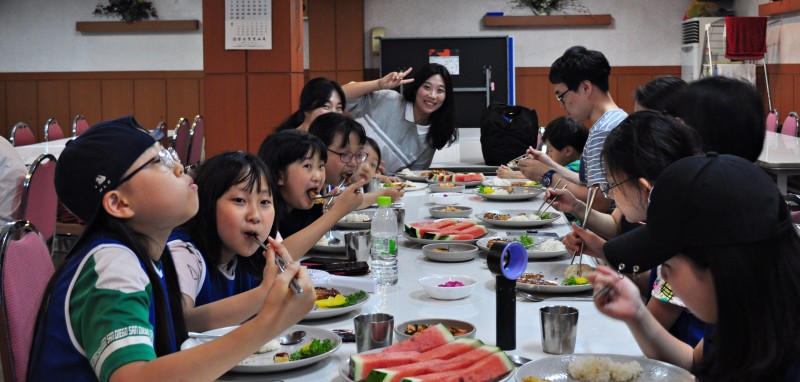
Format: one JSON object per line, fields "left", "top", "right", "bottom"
{"left": 567, "top": 356, "right": 643, "bottom": 382}
{"left": 538, "top": 239, "right": 565, "bottom": 252}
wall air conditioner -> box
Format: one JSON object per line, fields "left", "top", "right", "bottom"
{"left": 681, "top": 17, "right": 724, "bottom": 82}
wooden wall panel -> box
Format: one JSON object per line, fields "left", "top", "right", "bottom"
{"left": 335, "top": 0, "right": 364, "bottom": 71}
{"left": 101, "top": 80, "right": 134, "bottom": 121}
{"left": 308, "top": 0, "right": 337, "bottom": 72}
{"left": 69, "top": 80, "right": 102, "bottom": 127}
{"left": 248, "top": 0, "right": 304, "bottom": 73}
{"left": 202, "top": 0, "right": 245, "bottom": 74}
{"left": 0, "top": 81, "right": 5, "bottom": 136}
{"left": 166, "top": 79, "right": 201, "bottom": 129}
{"left": 37, "top": 80, "right": 70, "bottom": 139}
{"left": 308, "top": 71, "right": 337, "bottom": 81}
{"left": 5, "top": 81, "right": 38, "bottom": 141}
{"left": 133, "top": 79, "right": 166, "bottom": 129}
{"left": 335, "top": 70, "right": 363, "bottom": 85}
{"left": 204, "top": 75, "right": 247, "bottom": 156}
{"left": 615, "top": 74, "right": 651, "bottom": 113}
{"left": 247, "top": 73, "right": 298, "bottom": 153}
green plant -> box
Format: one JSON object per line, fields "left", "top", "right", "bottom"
{"left": 93, "top": 0, "right": 158, "bottom": 22}
{"left": 509, "top": 0, "right": 589, "bottom": 15}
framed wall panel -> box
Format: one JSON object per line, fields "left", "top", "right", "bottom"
{"left": 134, "top": 79, "right": 167, "bottom": 129}
{"left": 69, "top": 80, "right": 102, "bottom": 128}
{"left": 5, "top": 81, "right": 38, "bottom": 141}
{"left": 101, "top": 79, "right": 134, "bottom": 121}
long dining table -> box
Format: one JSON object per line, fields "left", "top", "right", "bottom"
{"left": 216, "top": 182, "right": 645, "bottom": 381}
{"left": 757, "top": 130, "right": 800, "bottom": 194}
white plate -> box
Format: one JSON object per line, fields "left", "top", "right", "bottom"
{"left": 336, "top": 211, "right": 375, "bottom": 229}
{"left": 476, "top": 236, "right": 567, "bottom": 259}
{"left": 516, "top": 262, "right": 595, "bottom": 293}
{"left": 304, "top": 286, "right": 369, "bottom": 320}
{"left": 381, "top": 181, "right": 428, "bottom": 191}
{"left": 474, "top": 210, "right": 561, "bottom": 228}
{"left": 477, "top": 188, "right": 544, "bottom": 201}
{"left": 402, "top": 229, "right": 497, "bottom": 245}
{"left": 515, "top": 353, "right": 696, "bottom": 382}
{"left": 181, "top": 324, "right": 341, "bottom": 373}
{"left": 339, "top": 349, "right": 514, "bottom": 382}
{"left": 482, "top": 178, "right": 542, "bottom": 188}
{"left": 395, "top": 170, "right": 427, "bottom": 182}
{"left": 429, "top": 205, "right": 473, "bottom": 219}
{"left": 427, "top": 178, "right": 484, "bottom": 187}
{"left": 311, "top": 231, "right": 346, "bottom": 253}
{"left": 422, "top": 243, "right": 479, "bottom": 262}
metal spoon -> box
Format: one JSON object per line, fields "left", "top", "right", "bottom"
{"left": 507, "top": 354, "right": 532, "bottom": 367}
{"left": 517, "top": 290, "right": 545, "bottom": 302}
{"left": 325, "top": 230, "right": 341, "bottom": 246}
{"left": 277, "top": 330, "right": 306, "bottom": 345}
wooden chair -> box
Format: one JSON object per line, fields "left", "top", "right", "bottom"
{"left": 781, "top": 112, "right": 799, "bottom": 137}
{"left": 0, "top": 221, "right": 54, "bottom": 382}
{"left": 9, "top": 123, "right": 35, "bottom": 147}
{"left": 43, "top": 118, "right": 64, "bottom": 142}
{"left": 71, "top": 115, "right": 91, "bottom": 137}
{"left": 172, "top": 117, "right": 191, "bottom": 164}
{"left": 19, "top": 154, "right": 58, "bottom": 242}
{"left": 187, "top": 115, "right": 205, "bottom": 166}
{"left": 766, "top": 109, "right": 779, "bottom": 133}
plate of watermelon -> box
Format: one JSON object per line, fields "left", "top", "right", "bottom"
{"left": 403, "top": 219, "right": 495, "bottom": 245}
{"left": 341, "top": 323, "right": 514, "bottom": 382}
{"left": 426, "top": 172, "right": 485, "bottom": 187}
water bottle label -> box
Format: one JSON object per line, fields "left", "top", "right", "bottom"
{"left": 373, "top": 237, "right": 397, "bottom": 257}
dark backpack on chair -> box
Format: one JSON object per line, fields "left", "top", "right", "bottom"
{"left": 480, "top": 102, "right": 539, "bottom": 166}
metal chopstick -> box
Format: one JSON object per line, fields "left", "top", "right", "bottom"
{"left": 574, "top": 187, "right": 598, "bottom": 276}
{"left": 539, "top": 184, "right": 568, "bottom": 216}
{"left": 536, "top": 178, "right": 563, "bottom": 215}
{"left": 249, "top": 236, "right": 303, "bottom": 295}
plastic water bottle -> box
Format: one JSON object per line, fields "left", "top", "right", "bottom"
{"left": 371, "top": 196, "right": 398, "bottom": 285}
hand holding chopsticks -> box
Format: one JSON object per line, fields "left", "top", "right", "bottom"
{"left": 249, "top": 235, "right": 303, "bottom": 295}
{"left": 570, "top": 186, "right": 599, "bottom": 276}
{"left": 536, "top": 178, "right": 564, "bottom": 216}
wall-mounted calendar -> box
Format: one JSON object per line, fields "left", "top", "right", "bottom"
{"left": 225, "top": 0, "right": 272, "bottom": 50}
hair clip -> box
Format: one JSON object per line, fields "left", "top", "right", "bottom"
{"left": 616, "top": 263, "right": 626, "bottom": 279}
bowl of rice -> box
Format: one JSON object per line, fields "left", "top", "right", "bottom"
{"left": 516, "top": 353, "right": 688, "bottom": 382}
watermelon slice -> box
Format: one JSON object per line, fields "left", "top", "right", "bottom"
{"left": 400, "top": 351, "right": 514, "bottom": 382}
{"left": 464, "top": 173, "right": 485, "bottom": 182}
{"left": 382, "top": 323, "right": 454, "bottom": 353}
{"left": 366, "top": 344, "right": 502, "bottom": 382}
{"left": 458, "top": 225, "right": 488, "bottom": 239}
{"left": 350, "top": 351, "right": 421, "bottom": 381}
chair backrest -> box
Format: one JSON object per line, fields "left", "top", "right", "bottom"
{"left": 153, "top": 121, "right": 169, "bottom": 148}
{"left": 43, "top": 118, "right": 64, "bottom": 142}
{"left": 173, "top": 117, "right": 191, "bottom": 164}
{"left": 19, "top": 154, "right": 58, "bottom": 241}
{"left": 9, "top": 123, "right": 35, "bottom": 147}
{"left": 71, "top": 115, "right": 90, "bottom": 137}
{"left": 781, "top": 112, "right": 799, "bottom": 137}
{"left": 766, "top": 109, "right": 779, "bottom": 133}
{"left": 187, "top": 115, "right": 205, "bottom": 166}
{"left": 0, "top": 221, "right": 54, "bottom": 382}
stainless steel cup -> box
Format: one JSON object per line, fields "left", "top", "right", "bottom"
{"left": 354, "top": 313, "right": 394, "bottom": 352}
{"left": 540, "top": 305, "right": 578, "bottom": 354}
{"left": 345, "top": 231, "right": 372, "bottom": 262}
{"left": 392, "top": 207, "right": 405, "bottom": 232}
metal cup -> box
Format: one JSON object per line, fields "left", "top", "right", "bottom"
{"left": 354, "top": 313, "right": 394, "bottom": 352}
{"left": 345, "top": 231, "right": 372, "bottom": 262}
{"left": 392, "top": 207, "right": 405, "bottom": 232}
{"left": 540, "top": 305, "right": 578, "bottom": 354}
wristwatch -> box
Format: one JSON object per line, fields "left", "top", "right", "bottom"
{"left": 540, "top": 169, "right": 556, "bottom": 187}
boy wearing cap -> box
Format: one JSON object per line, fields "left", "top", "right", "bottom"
{"left": 519, "top": 46, "right": 627, "bottom": 213}
{"left": 589, "top": 153, "right": 800, "bottom": 381}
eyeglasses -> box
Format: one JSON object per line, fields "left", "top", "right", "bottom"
{"left": 598, "top": 177, "right": 634, "bottom": 198}
{"left": 328, "top": 148, "right": 368, "bottom": 164}
{"left": 117, "top": 147, "right": 181, "bottom": 186}
{"left": 555, "top": 88, "right": 574, "bottom": 104}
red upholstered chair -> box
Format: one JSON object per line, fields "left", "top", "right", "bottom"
{"left": 780, "top": 112, "right": 799, "bottom": 137}
{"left": 187, "top": 115, "right": 205, "bottom": 166}
{"left": 0, "top": 220, "right": 54, "bottom": 382}
{"left": 153, "top": 121, "right": 170, "bottom": 148}
{"left": 766, "top": 109, "right": 779, "bottom": 133}
{"left": 172, "top": 117, "right": 191, "bottom": 164}
{"left": 9, "top": 123, "right": 35, "bottom": 147}
{"left": 71, "top": 115, "right": 90, "bottom": 137}
{"left": 19, "top": 154, "right": 58, "bottom": 242}
{"left": 43, "top": 118, "right": 64, "bottom": 142}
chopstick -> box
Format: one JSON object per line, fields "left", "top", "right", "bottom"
{"left": 539, "top": 184, "right": 568, "bottom": 216}
{"left": 507, "top": 153, "right": 530, "bottom": 166}
{"left": 536, "top": 178, "right": 563, "bottom": 215}
{"left": 571, "top": 186, "right": 598, "bottom": 276}
{"left": 249, "top": 236, "right": 303, "bottom": 295}
{"left": 311, "top": 194, "right": 338, "bottom": 202}
{"left": 326, "top": 173, "right": 352, "bottom": 208}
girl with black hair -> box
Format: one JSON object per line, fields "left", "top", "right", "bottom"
{"left": 342, "top": 63, "right": 458, "bottom": 173}
{"left": 258, "top": 129, "right": 364, "bottom": 259}
{"left": 29, "top": 117, "right": 314, "bottom": 381}
{"left": 276, "top": 77, "right": 345, "bottom": 132}
{"left": 169, "top": 151, "right": 295, "bottom": 332}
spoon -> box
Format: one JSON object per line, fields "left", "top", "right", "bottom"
{"left": 188, "top": 330, "right": 306, "bottom": 346}
{"left": 517, "top": 290, "right": 545, "bottom": 302}
{"left": 325, "top": 230, "right": 341, "bottom": 246}
{"left": 277, "top": 330, "right": 306, "bottom": 345}
{"left": 507, "top": 354, "right": 532, "bottom": 367}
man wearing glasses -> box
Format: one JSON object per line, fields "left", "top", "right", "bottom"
{"left": 519, "top": 46, "right": 627, "bottom": 213}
